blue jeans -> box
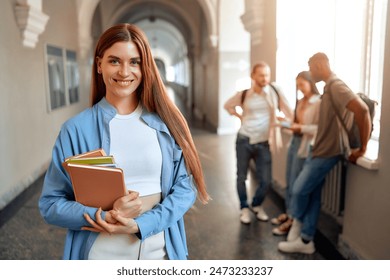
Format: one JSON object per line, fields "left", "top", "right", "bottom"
{"left": 285, "top": 135, "right": 306, "bottom": 216}
{"left": 235, "top": 134, "right": 272, "bottom": 209}
{"left": 290, "top": 154, "right": 341, "bottom": 240}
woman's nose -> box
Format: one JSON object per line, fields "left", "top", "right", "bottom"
{"left": 119, "top": 64, "right": 130, "bottom": 76}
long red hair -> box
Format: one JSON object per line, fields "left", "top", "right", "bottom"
{"left": 90, "top": 23, "right": 209, "bottom": 203}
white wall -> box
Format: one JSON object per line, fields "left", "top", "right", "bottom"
{"left": 0, "top": 0, "right": 89, "bottom": 209}
{"left": 217, "top": 0, "right": 250, "bottom": 134}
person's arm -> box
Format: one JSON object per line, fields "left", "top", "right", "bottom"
{"left": 39, "top": 127, "right": 107, "bottom": 231}
{"left": 224, "top": 92, "right": 243, "bottom": 120}
{"left": 298, "top": 99, "right": 321, "bottom": 136}
{"left": 346, "top": 97, "right": 372, "bottom": 163}
{"left": 133, "top": 145, "right": 197, "bottom": 240}
{"left": 289, "top": 123, "right": 318, "bottom": 135}
{"left": 277, "top": 89, "right": 294, "bottom": 120}
{"left": 82, "top": 143, "right": 197, "bottom": 238}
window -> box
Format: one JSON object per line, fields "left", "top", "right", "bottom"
{"left": 276, "top": 0, "right": 388, "bottom": 162}
{"left": 364, "top": 0, "right": 387, "bottom": 141}
{"left": 45, "top": 45, "right": 79, "bottom": 111}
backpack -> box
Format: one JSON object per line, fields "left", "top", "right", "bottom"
{"left": 327, "top": 79, "right": 377, "bottom": 149}
{"left": 241, "top": 83, "right": 281, "bottom": 110}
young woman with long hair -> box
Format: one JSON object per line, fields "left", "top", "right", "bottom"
{"left": 39, "top": 23, "right": 209, "bottom": 260}
{"left": 271, "top": 71, "right": 321, "bottom": 236}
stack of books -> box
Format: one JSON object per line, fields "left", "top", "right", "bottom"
{"left": 62, "top": 149, "right": 127, "bottom": 210}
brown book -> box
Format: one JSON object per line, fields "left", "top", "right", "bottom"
{"left": 63, "top": 149, "right": 127, "bottom": 210}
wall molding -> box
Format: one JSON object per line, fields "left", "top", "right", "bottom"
{"left": 14, "top": 0, "right": 49, "bottom": 48}
{"left": 240, "top": 0, "right": 265, "bottom": 45}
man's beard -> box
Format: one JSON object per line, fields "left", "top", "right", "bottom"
{"left": 255, "top": 81, "right": 268, "bottom": 87}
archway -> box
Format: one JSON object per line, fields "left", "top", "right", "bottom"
{"left": 77, "top": 0, "right": 217, "bottom": 118}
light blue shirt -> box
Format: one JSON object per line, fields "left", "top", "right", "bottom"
{"left": 39, "top": 98, "right": 197, "bottom": 260}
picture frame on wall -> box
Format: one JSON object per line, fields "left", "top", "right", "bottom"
{"left": 45, "top": 44, "right": 66, "bottom": 111}
{"left": 66, "top": 50, "right": 79, "bottom": 104}
{"left": 44, "top": 44, "right": 80, "bottom": 112}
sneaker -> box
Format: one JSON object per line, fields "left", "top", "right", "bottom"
{"left": 271, "top": 213, "right": 289, "bottom": 225}
{"left": 272, "top": 218, "right": 293, "bottom": 236}
{"left": 287, "top": 219, "right": 301, "bottom": 241}
{"left": 251, "top": 206, "right": 269, "bottom": 222}
{"left": 278, "top": 238, "right": 315, "bottom": 254}
{"left": 240, "top": 208, "right": 252, "bottom": 224}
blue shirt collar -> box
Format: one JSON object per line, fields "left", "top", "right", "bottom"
{"left": 97, "top": 97, "right": 171, "bottom": 135}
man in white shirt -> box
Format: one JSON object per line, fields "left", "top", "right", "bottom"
{"left": 224, "top": 62, "right": 293, "bottom": 224}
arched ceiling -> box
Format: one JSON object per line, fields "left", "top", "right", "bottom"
{"left": 77, "top": 0, "right": 218, "bottom": 60}
{"left": 95, "top": 0, "right": 207, "bottom": 68}
{"left": 115, "top": 0, "right": 194, "bottom": 47}
{"left": 135, "top": 18, "right": 187, "bottom": 67}
{"left": 110, "top": 1, "right": 200, "bottom": 50}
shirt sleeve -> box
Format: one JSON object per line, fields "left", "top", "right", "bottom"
{"left": 330, "top": 80, "right": 356, "bottom": 110}
{"left": 38, "top": 124, "right": 104, "bottom": 231}
{"left": 224, "top": 91, "right": 243, "bottom": 115}
{"left": 134, "top": 143, "right": 197, "bottom": 241}
{"left": 301, "top": 99, "right": 321, "bottom": 135}
{"left": 272, "top": 84, "right": 294, "bottom": 120}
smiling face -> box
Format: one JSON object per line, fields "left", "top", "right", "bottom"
{"left": 96, "top": 41, "right": 142, "bottom": 109}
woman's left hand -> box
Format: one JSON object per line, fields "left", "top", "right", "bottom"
{"left": 82, "top": 208, "right": 139, "bottom": 234}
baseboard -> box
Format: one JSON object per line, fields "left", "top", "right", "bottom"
{"left": 338, "top": 234, "right": 363, "bottom": 260}
{"left": 0, "top": 172, "right": 46, "bottom": 228}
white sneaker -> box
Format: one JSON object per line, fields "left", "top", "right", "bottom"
{"left": 251, "top": 206, "right": 269, "bottom": 222}
{"left": 287, "top": 219, "right": 301, "bottom": 241}
{"left": 240, "top": 208, "right": 251, "bottom": 224}
{"left": 278, "top": 238, "right": 315, "bottom": 254}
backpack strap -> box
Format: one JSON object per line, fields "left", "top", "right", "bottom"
{"left": 326, "top": 79, "right": 349, "bottom": 134}
{"left": 269, "top": 83, "right": 281, "bottom": 111}
{"left": 241, "top": 89, "right": 248, "bottom": 105}
{"left": 241, "top": 83, "right": 280, "bottom": 111}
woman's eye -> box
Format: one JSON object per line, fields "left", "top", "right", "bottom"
{"left": 130, "top": 59, "right": 141, "bottom": 65}
{"left": 109, "top": 59, "right": 119, "bottom": 65}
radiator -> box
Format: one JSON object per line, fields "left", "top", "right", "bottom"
{"left": 321, "top": 160, "right": 346, "bottom": 218}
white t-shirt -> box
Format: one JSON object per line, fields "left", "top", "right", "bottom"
{"left": 239, "top": 91, "right": 270, "bottom": 144}
{"left": 109, "top": 104, "right": 162, "bottom": 196}
{"left": 88, "top": 104, "right": 165, "bottom": 260}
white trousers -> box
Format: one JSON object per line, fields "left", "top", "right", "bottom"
{"left": 88, "top": 231, "right": 167, "bottom": 260}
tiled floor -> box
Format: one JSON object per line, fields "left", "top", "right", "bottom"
{"left": 0, "top": 124, "right": 343, "bottom": 260}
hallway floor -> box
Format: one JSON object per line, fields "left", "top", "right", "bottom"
{"left": 0, "top": 122, "right": 344, "bottom": 260}
{"left": 183, "top": 127, "right": 326, "bottom": 260}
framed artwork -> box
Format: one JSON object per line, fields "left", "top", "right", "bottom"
{"left": 45, "top": 45, "right": 79, "bottom": 111}
{"left": 46, "top": 45, "right": 66, "bottom": 110}
{"left": 66, "top": 50, "right": 79, "bottom": 104}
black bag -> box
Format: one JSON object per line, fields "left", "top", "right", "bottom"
{"left": 327, "top": 80, "right": 377, "bottom": 149}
